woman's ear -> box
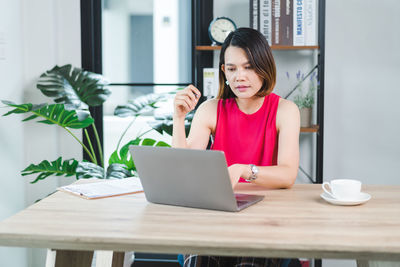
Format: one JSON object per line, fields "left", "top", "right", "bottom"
{"left": 221, "top": 64, "right": 225, "bottom": 73}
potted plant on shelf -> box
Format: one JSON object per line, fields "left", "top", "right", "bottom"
{"left": 286, "top": 70, "right": 317, "bottom": 128}
{"left": 1, "top": 64, "right": 188, "bottom": 184}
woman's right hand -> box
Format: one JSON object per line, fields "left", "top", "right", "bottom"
{"left": 173, "top": 85, "right": 201, "bottom": 119}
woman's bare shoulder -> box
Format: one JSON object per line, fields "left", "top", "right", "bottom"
{"left": 276, "top": 98, "right": 300, "bottom": 129}
{"left": 196, "top": 98, "right": 219, "bottom": 114}
{"left": 194, "top": 98, "right": 219, "bottom": 130}
{"left": 199, "top": 98, "right": 219, "bottom": 108}
{"left": 277, "top": 98, "right": 298, "bottom": 112}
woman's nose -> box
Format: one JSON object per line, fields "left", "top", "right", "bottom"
{"left": 235, "top": 69, "right": 245, "bottom": 81}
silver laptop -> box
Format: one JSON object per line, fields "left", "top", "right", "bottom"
{"left": 129, "top": 145, "right": 264, "bottom": 212}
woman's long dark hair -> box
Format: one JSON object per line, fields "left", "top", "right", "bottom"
{"left": 217, "top": 27, "right": 276, "bottom": 99}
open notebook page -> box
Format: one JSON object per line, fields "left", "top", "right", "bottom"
{"left": 58, "top": 178, "right": 143, "bottom": 199}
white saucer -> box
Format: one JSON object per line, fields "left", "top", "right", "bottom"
{"left": 320, "top": 192, "right": 371, "bottom": 206}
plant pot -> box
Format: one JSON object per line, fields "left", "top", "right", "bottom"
{"left": 300, "top": 107, "right": 312, "bottom": 128}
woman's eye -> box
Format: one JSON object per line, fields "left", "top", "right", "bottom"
{"left": 245, "top": 66, "right": 253, "bottom": 69}
{"left": 227, "top": 68, "right": 235, "bottom": 72}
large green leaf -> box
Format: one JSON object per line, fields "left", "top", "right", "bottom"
{"left": 2, "top": 101, "right": 93, "bottom": 129}
{"left": 37, "top": 64, "right": 111, "bottom": 110}
{"left": 109, "top": 138, "right": 142, "bottom": 171}
{"left": 76, "top": 161, "right": 105, "bottom": 179}
{"left": 147, "top": 117, "right": 173, "bottom": 136}
{"left": 23, "top": 160, "right": 133, "bottom": 181}
{"left": 114, "top": 93, "right": 166, "bottom": 117}
{"left": 75, "top": 162, "right": 133, "bottom": 179}
{"left": 106, "top": 163, "right": 132, "bottom": 179}
{"left": 109, "top": 138, "right": 170, "bottom": 173}
{"left": 149, "top": 111, "right": 194, "bottom": 136}
{"left": 21, "top": 157, "right": 78, "bottom": 184}
{"left": 147, "top": 139, "right": 170, "bottom": 147}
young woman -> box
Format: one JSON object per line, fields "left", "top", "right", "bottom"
{"left": 173, "top": 27, "right": 300, "bottom": 191}
{"left": 173, "top": 27, "right": 300, "bottom": 267}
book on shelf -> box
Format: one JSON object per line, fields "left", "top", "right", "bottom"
{"left": 250, "top": 0, "right": 259, "bottom": 30}
{"left": 280, "top": 0, "right": 293, "bottom": 45}
{"left": 293, "top": 0, "right": 305, "bottom": 45}
{"left": 203, "top": 68, "right": 219, "bottom": 98}
{"left": 271, "top": 0, "right": 281, "bottom": 46}
{"left": 249, "top": 0, "right": 317, "bottom": 46}
{"left": 304, "top": 0, "right": 317, "bottom": 46}
{"left": 259, "top": 0, "right": 272, "bottom": 45}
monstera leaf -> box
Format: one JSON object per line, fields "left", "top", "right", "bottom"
{"left": 149, "top": 111, "right": 194, "bottom": 136}
{"left": 73, "top": 161, "right": 136, "bottom": 179}
{"left": 21, "top": 157, "right": 133, "bottom": 182}
{"left": 2, "top": 101, "right": 93, "bottom": 128}
{"left": 109, "top": 138, "right": 170, "bottom": 173}
{"left": 106, "top": 164, "right": 132, "bottom": 179}
{"left": 37, "top": 64, "right": 111, "bottom": 110}
{"left": 75, "top": 162, "right": 134, "bottom": 179}
{"left": 114, "top": 93, "right": 166, "bottom": 117}
{"left": 75, "top": 161, "right": 105, "bottom": 179}
{"left": 109, "top": 138, "right": 142, "bottom": 171}
{"left": 22, "top": 157, "right": 79, "bottom": 184}
{"left": 141, "top": 138, "right": 170, "bottom": 147}
{"left": 147, "top": 117, "right": 174, "bottom": 136}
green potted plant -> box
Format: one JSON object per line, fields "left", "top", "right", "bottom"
{"left": 1, "top": 64, "right": 189, "bottom": 184}
{"left": 286, "top": 70, "right": 317, "bottom": 127}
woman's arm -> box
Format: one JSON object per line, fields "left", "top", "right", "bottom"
{"left": 172, "top": 85, "right": 218, "bottom": 149}
{"left": 172, "top": 85, "right": 201, "bottom": 148}
{"left": 228, "top": 99, "right": 300, "bottom": 189}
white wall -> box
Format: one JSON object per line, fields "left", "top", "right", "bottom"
{"left": 0, "top": 0, "right": 81, "bottom": 266}
{"left": 23, "top": 1, "right": 81, "bottom": 266}
{"left": 323, "top": 1, "right": 400, "bottom": 265}
{"left": 0, "top": 0, "right": 27, "bottom": 266}
{"left": 324, "top": 0, "right": 400, "bottom": 185}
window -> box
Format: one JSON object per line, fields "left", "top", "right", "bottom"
{"left": 101, "top": 0, "right": 192, "bottom": 164}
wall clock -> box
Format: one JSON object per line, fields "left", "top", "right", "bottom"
{"left": 208, "top": 17, "right": 237, "bottom": 45}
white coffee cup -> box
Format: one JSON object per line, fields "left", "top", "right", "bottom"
{"left": 322, "top": 179, "right": 362, "bottom": 200}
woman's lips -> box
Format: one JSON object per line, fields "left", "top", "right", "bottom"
{"left": 236, "top": 86, "right": 249, "bottom": 92}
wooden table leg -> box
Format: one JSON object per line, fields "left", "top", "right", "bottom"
{"left": 46, "top": 249, "right": 94, "bottom": 267}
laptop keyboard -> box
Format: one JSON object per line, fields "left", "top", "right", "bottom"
{"left": 235, "top": 194, "right": 251, "bottom": 207}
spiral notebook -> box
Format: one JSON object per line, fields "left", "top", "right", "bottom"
{"left": 58, "top": 178, "right": 144, "bottom": 199}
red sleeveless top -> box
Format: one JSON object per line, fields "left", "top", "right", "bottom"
{"left": 210, "top": 93, "right": 280, "bottom": 183}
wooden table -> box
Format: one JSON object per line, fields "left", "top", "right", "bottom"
{"left": 0, "top": 183, "right": 399, "bottom": 267}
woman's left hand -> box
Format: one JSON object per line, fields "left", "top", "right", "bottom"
{"left": 227, "top": 164, "right": 246, "bottom": 189}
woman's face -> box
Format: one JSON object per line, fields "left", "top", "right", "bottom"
{"left": 222, "top": 46, "right": 263, "bottom": 99}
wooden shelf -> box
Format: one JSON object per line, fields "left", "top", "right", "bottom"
{"left": 195, "top": 45, "right": 319, "bottom": 51}
{"left": 271, "top": 45, "right": 319, "bottom": 50}
{"left": 300, "top": 124, "right": 319, "bottom": 133}
{"left": 196, "top": 45, "right": 222, "bottom": 50}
